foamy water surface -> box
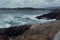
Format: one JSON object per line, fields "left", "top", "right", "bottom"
{"left": 0, "top": 10, "right": 56, "bottom": 28}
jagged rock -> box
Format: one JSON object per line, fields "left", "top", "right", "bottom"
{"left": 36, "top": 10, "right": 60, "bottom": 20}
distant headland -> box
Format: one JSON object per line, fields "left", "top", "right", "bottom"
{"left": 0, "top": 7, "right": 46, "bottom": 10}
{"left": 0, "top": 6, "right": 60, "bottom": 11}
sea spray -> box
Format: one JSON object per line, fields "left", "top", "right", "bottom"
{"left": 0, "top": 10, "right": 55, "bottom": 28}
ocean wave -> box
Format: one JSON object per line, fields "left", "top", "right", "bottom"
{"left": 0, "top": 15, "right": 56, "bottom": 28}
{"left": 0, "top": 11, "right": 56, "bottom": 28}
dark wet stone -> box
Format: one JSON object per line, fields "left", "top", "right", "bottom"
{"left": 36, "top": 10, "right": 60, "bottom": 20}
{"left": 0, "top": 24, "right": 31, "bottom": 38}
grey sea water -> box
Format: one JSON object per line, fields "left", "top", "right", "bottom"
{"left": 0, "top": 10, "right": 56, "bottom": 28}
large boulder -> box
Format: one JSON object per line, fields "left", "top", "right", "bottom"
{"left": 36, "top": 10, "right": 60, "bottom": 20}
{"left": 15, "top": 20, "right": 60, "bottom": 40}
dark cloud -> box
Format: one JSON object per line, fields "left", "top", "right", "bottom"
{"left": 0, "top": 0, "right": 60, "bottom": 8}
{"left": 46, "top": 0, "right": 55, "bottom": 2}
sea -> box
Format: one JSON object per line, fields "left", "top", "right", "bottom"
{"left": 0, "top": 10, "right": 56, "bottom": 28}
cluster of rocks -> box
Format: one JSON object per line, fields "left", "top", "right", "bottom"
{"left": 36, "top": 10, "right": 60, "bottom": 20}
{"left": 0, "top": 20, "right": 60, "bottom": 40}
{"left": 0, "top": 24, "right": 31, "bottom": 40}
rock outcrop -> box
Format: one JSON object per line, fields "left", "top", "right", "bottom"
{"left": 15, "top": 20, "right": 60, "bottom": 40}
{"left": 0, "top": 24, "right": 31, "bottom": 40}
{"left": 36, "top": 10, "right": 60, "bottom": 20}
{"left": 0, "top": 20, "right": 60, "bottom": 40}
{"left": 7, "top": 25, "right": 31, "bottom": 37}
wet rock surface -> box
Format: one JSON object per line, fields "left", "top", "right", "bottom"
{"left": 0, "top": 24, "right": 31, "bottom": 40}
{"left": 15, "top": 20, "right": 60, "bottom": 40}
{"left": 7, "top": 25, "right": 31, "bottom": 37}
{"left": 0, "top": 20, "right": 60, "bottom": 40}
{"left": 36, "top": 10, "right": 60, "bottom": 20}
{"left": 0, "top": 35, "right": 9, "bottom": 40}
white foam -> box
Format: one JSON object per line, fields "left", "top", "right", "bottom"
{"left": 0, "top": 22, "right": 11, "bottom": 28}
{"left": 0, "top": 11, "right": 56, "bottom": 28}
{"left": 0, "top": 14, "right": 14, "bottom": 22}
{"left": 0, "top": 14, "right": 56, "bottom": 28}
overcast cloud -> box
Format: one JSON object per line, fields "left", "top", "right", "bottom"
{"left": 0, "top": 0, "right": 60, "bottom": 8}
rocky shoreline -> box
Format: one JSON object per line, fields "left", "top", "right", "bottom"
{"left": 0, "top": 20, "right": 60, "bottom": 40}
{"left": 36, "top": 10, "right": 60, "bottom": 20}
{"left": 0, "top": 25, "right": 31, "bottom": 40}
{"left": 0, "top": 10, "right": 60, "bottom": 40}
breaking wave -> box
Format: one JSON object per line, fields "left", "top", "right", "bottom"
{"left": 0, "top": 10, "right": 56, "bottom": 28}
{"left": 0, "top": 13, "right": 56, "bottom": 28}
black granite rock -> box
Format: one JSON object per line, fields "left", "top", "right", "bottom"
{"left": 0, "top": 24, "right": 31, "bottom": 37}
{"left": 36, "top": 10, "right": 60, "bottom": 20}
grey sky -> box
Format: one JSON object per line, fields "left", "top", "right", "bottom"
{"left": 0, "top": 0, "right": 60, "bottom": 8}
